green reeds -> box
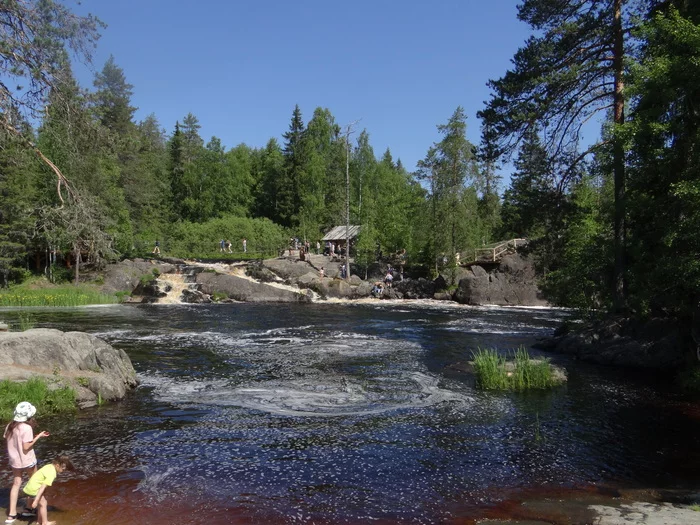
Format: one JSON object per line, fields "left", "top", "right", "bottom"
{"left": 472, "top": 347, "right": 562, "bottom": 391}
{"left": 0, "top": 285, "right": 117, "bottom": 307}
{"left": 0, "top": 378, "right": 76, "bottom": 421}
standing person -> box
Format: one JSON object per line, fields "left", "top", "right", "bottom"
{"left": 219, "top": 239, "right": 225, "bottom": 252}
{"left": 152, "top": 240, "right": 160, "bottom": 255}
{"left": 226, "top": 240, "right": 232, "bottom": 253}
{"left": 4, "top": 402, "right": 49, "bottom": 524}
{"left": 316, "top": 241, "right": 320, "bottom": 255}
{"left": 319, "top": 267, "right": 325, "bottom": 278}
{"left": 22, "top": 456, "right": 74, "bottom": 525}
{"left": 242, "top": 238, "right": 247, "bottom": 253}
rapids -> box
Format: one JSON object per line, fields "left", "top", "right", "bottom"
{"left": 1, "top": 302, "right": 698, "bottom": 524}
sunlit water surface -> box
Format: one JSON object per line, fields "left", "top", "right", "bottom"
{"left": 2, "top": 302, "right": 699, "bottom": 524}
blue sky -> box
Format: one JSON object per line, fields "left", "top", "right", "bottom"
{"left": 73, "top": 1, "right": 532, "bottom": 188}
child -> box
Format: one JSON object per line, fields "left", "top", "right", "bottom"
{"left": 22, "top": 456, "right": 74, "bottom": 525}
{"left": 4, "top": 402, "right": 49, "bottom": 524}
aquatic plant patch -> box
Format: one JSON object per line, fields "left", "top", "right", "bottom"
{"left": 472, "top": 347, "right": 564, "bottom": 391}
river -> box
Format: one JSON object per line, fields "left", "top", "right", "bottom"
{"left": 2, "top": 302, "right": 699, "bottom": 524}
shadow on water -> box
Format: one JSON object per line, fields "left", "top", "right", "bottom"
{"left": 1, "top": 302, "right": 699, "bottom": 524}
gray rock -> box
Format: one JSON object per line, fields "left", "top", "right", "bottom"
{"left": 306, "top": 278, "right": 354, "bottom": 299}
{"left": 0, "top": 329, "right": 138, "bottom": 407}
{"left": 101, "top": 258, "right": 175, "bottom": 295}
{"left": 454, "top": 253, "right": 548, "bottom": 306}
{"left": 196, "top": 272, "right": 311, "bottom": 303}
{"left": 589, "top": 502, "right": 700, "bottom": 525}
{"left": 354, "top": 281, "right": 373, "bottom": 298}
{"left": 262, "top": 258, "right": 317, "bottom": 281}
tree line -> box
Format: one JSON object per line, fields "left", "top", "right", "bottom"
{"left": 1, "top": 0, "right": 699, "bottom": 323}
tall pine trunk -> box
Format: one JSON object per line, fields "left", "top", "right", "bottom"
{"left": 612, "top": 0, "right": 626, "bottom": 311}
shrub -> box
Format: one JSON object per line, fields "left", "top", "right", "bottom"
{"left": 0, "top": 378, "right": 76, "bottom": 421}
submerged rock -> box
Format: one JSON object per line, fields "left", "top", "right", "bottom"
{"left": 0, "top": 329, "right": 138, "bottom": 408}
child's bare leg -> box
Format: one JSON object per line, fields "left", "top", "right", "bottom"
{"left": 8, "top": 468, "right": 23, "bottom": 516}
{"left": 37, "top": 496, "right": 48, "bottom": 525}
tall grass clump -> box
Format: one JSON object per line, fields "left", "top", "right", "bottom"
{"left": 0, "top": 285, "right": 117, "bottom": 307}
{"left": 472, "top": 347, "right": 563, "bottom": 391}
{"left": 0, "top": 378, "right": 76, "bottom": 421}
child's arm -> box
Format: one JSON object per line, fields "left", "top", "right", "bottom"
{"left": 22, "top": 430, "right": 50, "bottom": 453}
{"left": 31, "top": 484, "right": 47, "bottom": 508}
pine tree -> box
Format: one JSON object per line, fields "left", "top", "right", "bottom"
{"left": 279, "top": 105, "right": 306, "bottom": 227}
{"left": 480, "top": 0, "right": 653, "bottom": 310}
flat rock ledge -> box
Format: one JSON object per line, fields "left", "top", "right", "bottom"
{"left": 0, "top": 329, "right": 138, "bottom": 408}
{"left": 535, "top": 316, "right": 691, "bottom": 369}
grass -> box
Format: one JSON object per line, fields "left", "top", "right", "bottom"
{"left": 472, "top": 347, "right": 563, "bottom": 391}
{"left": 0, "top": 280, "right": 117, "bottom": 307}
{"left": 690, "top": 504, "right": 700, "bottom": 512}
{"left": 0, "top": 378, "right": 76, "bottom": 421}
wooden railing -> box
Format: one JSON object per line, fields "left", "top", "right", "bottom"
{"left": 472, "top": 238, "right": 528, "bottom": 262}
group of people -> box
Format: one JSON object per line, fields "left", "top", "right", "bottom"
{"left": 4, "top": 402, "right": 73, "bottom": 525}
{"left": 324, "top": 241, "right": 346, "bottom": 257}
{"left": 219, "top": 238, "right": 247, "bottom": 253}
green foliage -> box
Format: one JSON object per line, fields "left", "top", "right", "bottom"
{"left": 164, "top": 215, "right": 286, "bottom": 258}
{"left": 0, "top": 283, "right": 117, "bottom": 307}
{"left": 417, "top": 107, "right": 481, "bottom": 271}
{"left": 0, "top": 378, "right": 76, "bottom": 421}
{"left": 211, "top": 291, "right": 228, "bottom": 302}
{"left": 14, "top": 312, "right": 36, "bottom": 331}
{"left": 472, "top": 347, "right": 562, "bottom": 391}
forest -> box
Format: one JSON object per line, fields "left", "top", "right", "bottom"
{"left": 0, "top": 0, "right": 698, "bottom": 322}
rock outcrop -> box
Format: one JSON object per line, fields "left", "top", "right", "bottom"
{"left": 196, "top": 272, "right": 312, "bottom": 303}
{"left": 535, "top": 316, "right": 691, "bottom": 369}
{"left": 453, "top": 253, "right": 548, "bottom": 306}
{"left": 101, "top": 258, "right": 177, "bottom": 294}
{"left": 0, "top": 329, "right": 138, "bottom": 408}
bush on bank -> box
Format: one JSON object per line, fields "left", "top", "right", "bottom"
{"left": 136, "top": 215, "right": 287, "bottom": 259}
{"left": 0, "top": 378, "right": 76, "bottom": 421}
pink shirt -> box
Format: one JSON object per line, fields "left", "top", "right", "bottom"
{"left": 5, "top": 423, "right": 36, "bottom": 469}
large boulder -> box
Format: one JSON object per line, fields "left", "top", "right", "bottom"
{"left": 262, "top": 258, "right": 317, "bottom": 282}
{"left": 303, "top": 277, "right": 354, "bottom": 299}
{"left": 196, "top": 272, "right": 312, "bottom": 303}
{"left": 101, "top": 258, "right": 176, "bottom": 294}
{"left": 453, "top": 253, "right": 548, "bottom": 306}
{"left": 0, "top": 329, "right": 138, "bottom": 407}
{"left": 394, "top": 278, "right": 437, "bottom": 300}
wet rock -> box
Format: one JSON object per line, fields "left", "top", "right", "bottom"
{"left": 245, "top": 262, "right": 282, "bottom": 283}
{"left": 394, "top": 278, "right": 436, "bottom": 300}
{"left": 262, "top": 258, "right": 317, "bottom": 282}
{"left": 536, "top": 316, "right": 690, "bottom": 369}
{"left": 196, "top": 272, "right": 311, "bottom": 303}
{"left": 100, "top": 258, "right": 175, "bottom": 295}
{"left": 589, "top": 501, "right": 700, "bottom": 524}
{"left": 0, "top": 329, "right": 138, "bottom": 407}
{"left": 181, "top": 288, "right": 212, "bottom": 304}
